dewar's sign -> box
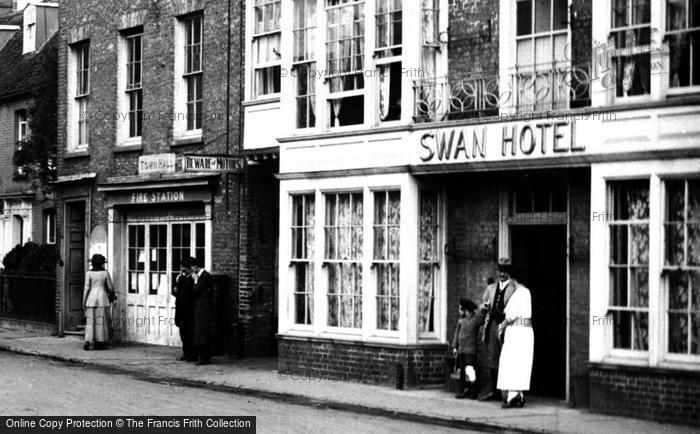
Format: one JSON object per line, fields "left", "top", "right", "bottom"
{"left": 417, "top": 121, "right": 583, "bottom": 164}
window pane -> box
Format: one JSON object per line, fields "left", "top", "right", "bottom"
{"left": 630, "top": 225, "right": 649, "bottom": 265}
{"left": 610, "top": 225, "right": 629, "bottom": 265}
{"left": 610, "top": 267, "right": 628, "bottom": 306}
{"left": 534, "top": 0, "right": 551, "bottom": 33}
{"left": 553, "top": 0, "right": 567, "bottom": 30}
{"left": 689, "top": 223, "right": 700, "bottom": 266}
{"left": 612, "top": 310, "right": 631, "bottom": 349}
{"left": 669, "top": 312, "right": 689, "bottom": 353}
{"left": 667, "top": 0, "right": 686, "bottom": 31}
{"left": 665, "top": 223, "right": 685, "bottom": 265}
{"left": 630, "top": 267, "right": 649, "bottom": 307}
{"left": 689, "top": 179, "right": 700, "bottom": 221}
{"left": 418, "top": 264, "right": 435, "bottom": 332}
{"left": 669, "top": 270, "right": 689, "bottom": 310}
{"left": 517, "top": 0, "right": 533, "bottom": 36}
{"left": 612, "top": 180, "right": 649, "bottom": 220}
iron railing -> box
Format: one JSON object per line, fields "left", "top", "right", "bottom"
{"left": 413, "top": 62, "right": 592, "bottom": 122}
{"left": 0, "top": 273, "right": 57, "bottom": 325}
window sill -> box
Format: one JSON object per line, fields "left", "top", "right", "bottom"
{"left": 243, "top": 96, "right": 281, "bottom": 107}
{"left": 64, "top": 149, "right": 90, "bottom": 159}
{"left": 114, "top": 142, "right": 143, "bottom": 153}
{"left": 590, "top": 360, "right": 700, "bottom": 376}
{"left": 172, "top": 134, "right": 203, "bottom": 147}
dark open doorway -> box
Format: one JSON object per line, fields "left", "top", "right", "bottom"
{"left": 511, "top": 225, "right": 567, "bottom": 400}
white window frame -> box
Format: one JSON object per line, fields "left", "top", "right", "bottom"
{"left": 67, "top": 42, "right": 90, "bottom": 152}
{"left": 253, "top": 0, "right": 282, "bottom": 99}
{"left": 590, "top": 159, "right": 700, "bottom": 370}
{"left": 665, "top": 0, "right": 700, "bottom": 94}
{"left": 117, "top": 30, "right": 144, "bottom": 146}
{"left": 293, "top": 0, "right": 317, "bottom": 129}
{"left": 372, "top": 189, "right": 401, "bottom": 334}
{"left": 45, "top": 211, "right": 56, "bottom": 245}
{"left": 661, "top": 176, "right": 700, "bottom": 364}
{"left": 418, "top": 188, "right": 445, "bottom": 340}
{"left": 173, "top": 14, "right": 204, "bottom": 141}
{"left": 22, "top": 4, "right": 35, "bottom": 54}
{"left": 290, "top": 193, "right": 316, "bottom": 328}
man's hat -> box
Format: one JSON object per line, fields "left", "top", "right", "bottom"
{"left": 459, "top": 298, "right": 477, "bottom": 312}
{"left": 497, "top": 257, "right": 512, "bottom": 273}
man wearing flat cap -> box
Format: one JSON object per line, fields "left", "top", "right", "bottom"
{"left": 479, "top": 258, "right": 519, "bottom": 401}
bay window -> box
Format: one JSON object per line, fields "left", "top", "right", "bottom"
{"left": 664, "top": 178, "right": 700, "bottom": 357}
{"left": 292, "top": 194, "right": 315, "bottom": 325}
{"left": 325, "top": 192, "right": 363, "bottom": 328}
{"left": 610, "top": 0, "right": 651, "bottom": 98}
{"left": 373, "top": 191, "right": 400, "bottom": 331}
{"left": 253, "top": 0, "right": 281, "bottom": 97}
{"left": 326, "top": 0, "right": 365, "bottom": 127}
{"left": 418, "top": 191, "right": 440, "bottom": 334}
{"left": 666, "top": 0, "right": 700, "bottom": 89}
{"left": 294, "top": 0, "right": 317, "bottom": 128}
{"left": 608, "top": 180, "right": 650, "bottom": 352}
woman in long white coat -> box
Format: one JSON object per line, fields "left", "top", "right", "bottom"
{"left": 83, "top": 254, "right": 115, "bottom": 350}
{"left": 496, "top": 283, "right": 534, "bottom": 408}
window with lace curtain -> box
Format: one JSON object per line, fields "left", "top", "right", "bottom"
{"left": 373, "top": 191, "right": 400, "bottom": 331}
{"left": 666, "top": 0, "right": 700, "bottom": 89}
{"left": 610, "top": 0, "right": 651, "bottom": 97}
{"left": 418, "top": 191, "right": 440, "bottom": 334}
{"left": 325, "top": 192, "right": 363, "bottom": 328}
{"left": 608, "top": 180, "right": 650, "bottom": 352}
{"left": 294, "top": 0, "right": 317, "bottom": 128}
{"left": 326, "top": 0, "right": 365, "bottom": 127}
{"left": 253, "top": 0, "right": 282, "bottom": 97}
{"left": 292, "top": 194, "right": 315, "bottom": 325}
{"left": 664, "top": 178, "right": 700, "bottom": 357}
{"left": 376, "top": 0, "right": 402, "bottom": 122}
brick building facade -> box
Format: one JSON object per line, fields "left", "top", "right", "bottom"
{"left": 0, "top": 2, "right": 57, "bottom": 265}
{"left": 54, "top": 0, "right": 276, "bottom": 356}
{"left": 243, "top": 0, "right": 700, "bottom": 427}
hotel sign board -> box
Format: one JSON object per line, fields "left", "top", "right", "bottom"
{"left": 416, "top": 121, "right": 583, "bottom": 164}
{"left": 184, "top": 155, "right": 245, "bottom": 173}
{"left": 138, "top": 153, "right": 177, "bottom": 175}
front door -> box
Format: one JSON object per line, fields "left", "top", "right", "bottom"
{"left": 125, "top": 221, "right": 206, "bottom": 346}
{"left": 65, "top": 201, "right": 86, "bottom": 331}
{"left": 511, "top": 225, "right": 567, "bottom": 400}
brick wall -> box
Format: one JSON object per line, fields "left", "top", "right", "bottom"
{"left": 448, "top": 0, "right": 499, "bottom": 80}
{"left": 239, "top": 159, "right": 279, "bottom": 357}
{"left": 590, "top": 364, "right": 700, "bottom": 426}
{"left": 56, "top": 0, "right": 250, "bottom": 353}
{"left": 278, "top": 336, "right": 448, "bottom": 387}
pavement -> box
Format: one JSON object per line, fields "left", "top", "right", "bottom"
{"left": 0, "top": 327, "right": 695, "bottom": 434}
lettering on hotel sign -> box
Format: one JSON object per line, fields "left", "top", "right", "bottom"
{"left": 138, "top": 153, "right": 177, "bottom": 175}
{"left": 417, "top": 121, "right": 584, "bottom": 164}
{"left": 184, "top": 155, "right": 244, "bottom": 173}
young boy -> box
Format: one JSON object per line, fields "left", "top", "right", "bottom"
{"left": 452, "top": 298, "right": 487, "bottom": 399}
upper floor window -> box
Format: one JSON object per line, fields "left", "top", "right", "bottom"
{"left": 326, "top": 0, "right": 365, "bottom": 127}
{"left": 74, "top": 42, "right": 90, "bottom": 148}
{"left": 376, "top": 0, "right": 402, "bottom": 123}
{"left": 294, "top": 0, "right": 317, "bottom": 128}
{"left": 610, "top": 0, "right": 651, "bottom": 98}
{"left": 126, "top": 32, "right": 143, "bottom": 138}
{"left": 253, "top": 0, "right": 281, "bottom": 97}
{"left": 15, "top": 109, "right": 28, "bottom": 143}
{"left": 45, "top": 211, "right": 56, "bottom": 245}
{"left": 666, "top": 0, "right": 700, "bottom": 89}
{"left": 184, "top": 15, "right": 203, "bottom": 131}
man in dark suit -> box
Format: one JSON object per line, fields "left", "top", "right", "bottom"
{"left": 172, "top": 257, "right": 196, "bottom": 361}
{"left": 191, "top": 257, "right": 214, "bottom": 365}
{"left": 479, "top": 258, "right": 519, "bottom": 401}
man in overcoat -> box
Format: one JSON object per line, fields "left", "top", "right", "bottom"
{"left": 479, "top": 258, "right": 519, "bottom": 401}
{"left": 172, "top": 257, "right": 196, "bottom": 361}
{"left": 191, "top": 257, "right": 214, "bottom": 365}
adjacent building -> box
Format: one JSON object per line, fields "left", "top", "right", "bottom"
{"left": 0, "top": 1, "right": 57, "bottom": 262}
{"left": 54, "top": 0, "right": 275, "bottom": 356}
{"left": 243, "top": 0, "right": 700, "bottom": 425}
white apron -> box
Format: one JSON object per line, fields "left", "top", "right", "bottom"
{"left": 497, "top": 286, "right": 534, "bottom": 391}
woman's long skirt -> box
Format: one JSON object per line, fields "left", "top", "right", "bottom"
{"left": 84, "top": 307, "right": 109, "bottom": 343}
{"left": 497, "top": 325, "right": 534, "bottom": 391}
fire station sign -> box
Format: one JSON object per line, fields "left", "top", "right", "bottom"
{"left": 416, "top": 121, "right": 583, "bottom": 164}
{"left": 184, "top": 155, "right": 245, "bottom": 173}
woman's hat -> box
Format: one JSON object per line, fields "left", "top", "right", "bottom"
{"left": 459, "top": 298, "right": 477, "bottom": 312}
{"left": 90, "top": 253, "right": 106, "bottom": 266}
